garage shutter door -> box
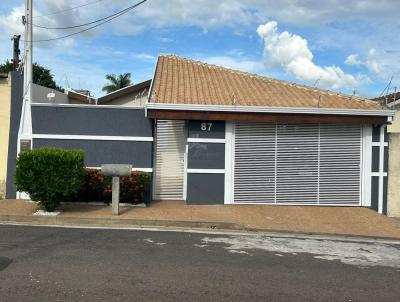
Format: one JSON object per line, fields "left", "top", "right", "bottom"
{"left": 153, "top": 120, "right": 186, "bottom": 200}
{"left": 233, "top": 123, "right": 362, "bottom": 205}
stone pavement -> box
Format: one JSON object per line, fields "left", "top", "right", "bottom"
{"left": 1, "top": 199, "right": 400, "bottom": 240}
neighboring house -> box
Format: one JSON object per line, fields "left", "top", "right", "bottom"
{"left": 97, "top": 80, "right": 151, "bottom": 106}
{"left": 0, "top": 73, "right": 11, "bottom": 197}
{"left": 372, "top": 93, "right": 400, "bottom": 217}
{"left": 6, "top": 55, "right": 395, "bottom": 215}
{"left": 31, "top": 80, "right": 151, "bottom": 106}
{"left": 5, "top": 77, "right": 151, "bottom": 198}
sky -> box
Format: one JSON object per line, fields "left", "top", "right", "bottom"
{"left": 0, "top": 0, "right": 399, "bottom": 98}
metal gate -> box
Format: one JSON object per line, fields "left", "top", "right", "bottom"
{"left": 153, "top": 120, "right": 186, "bottom": 200}
{"left": 233, "top": 122, "right": 362, "bottom": 205}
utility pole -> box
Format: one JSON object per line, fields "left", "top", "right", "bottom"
{"left": 17, "top": 0, "right": 33, "bottom": 199}
{"left": 23, "top": 0, "right": 33, "bottom": 104}
{"left": 11, "top": 35, "right": 21, "bottom": 71}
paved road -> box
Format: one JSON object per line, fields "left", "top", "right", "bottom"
{"left": 0, "top": 225, "right": 399, "bottom": 302}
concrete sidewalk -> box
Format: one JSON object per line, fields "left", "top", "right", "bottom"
{"left": 1, "top": 199, "right": 400, "bottom": 240}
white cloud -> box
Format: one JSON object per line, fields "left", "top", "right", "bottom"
{"left": 2, "top": 0, "right": 399, "bottom": 97}
{"left": 345, "top": 54, "right": 362, "bottom": 66}
{"left": 257, "top": 21, "right": 358, "bottom": 89}
{"left": 4, "top": 0, "right": 399, "bottom": 40}
{"left": 345, "top": 48, "right": 400, "bottom": 92}
{"left": 0, "top": 5, "right": 24, "bottom": 36}
{"left": 346, "top": 48, "right": 380, "bottom": 73}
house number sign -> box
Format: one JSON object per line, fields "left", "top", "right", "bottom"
{"left": 200, "top": 122, "right": 212, "bottom": 131}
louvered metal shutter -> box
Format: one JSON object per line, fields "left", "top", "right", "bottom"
{"left": 153, "top": 120, "right": 186, "bottom": 200}
{"left": 233, "top": 122, "right": 362, "bottom": 205}
{"left": 234, "top": 123, "right": 276, "bottom": 203}
{"left": 276, "top": 124, "right": 319, "bottom": 204}
{"left": 319, "top": 125, "right": 361, "bottom": 204}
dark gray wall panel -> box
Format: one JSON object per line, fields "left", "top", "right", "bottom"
{"left": 372, "top": 146, "right": 380, "bottom": 172}
{"left": 372, "top": 126, "right": 380, "bottom": 142}
{"left": 32, "top": 106, "right": 152, "bottom": 137}
{"left": 383, "top": 176, "right": 387, "bottom": 215}
{"left": 6, "top": 71, "right": 23, "bottom": 199}
{"left": 370, "top": 176, "right": 379, "bottom": 211}
{"left": 186, "top": 173, "right": 224, "bottom": 204}
{"left": 188, "top": 120, "right": 225, "bottom": 139}
{"left": 33, "top": 139, "right": 153, "bottom": 168}
{"left": 384, "top": 146, "right": 388, "bottom": 172}
{"left": 188, "top": 143, "right": 225, "bottom": 169}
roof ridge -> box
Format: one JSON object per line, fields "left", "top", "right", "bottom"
{"left": 158, "top": 54, "right": 372, "bottom": 104}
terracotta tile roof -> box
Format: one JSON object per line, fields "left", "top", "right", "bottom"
{"left": 149, "top": 55, "right": 384, "bottom": 111}
{"left": 371, "top": 92, "right": 400, "bottom": 106}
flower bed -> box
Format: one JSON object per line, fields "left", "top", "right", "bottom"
{"left": 71, "top": 168, "right": 151, "bottom": 204}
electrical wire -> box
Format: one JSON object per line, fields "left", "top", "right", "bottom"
{"left": 23, "top": 0, "right": 147, "bottom": 43}
{"left": 32, "top": 1, "right": 141, "bottom": 30}
{"left": 33, "top": 0, "right": 106, "bottom": 19}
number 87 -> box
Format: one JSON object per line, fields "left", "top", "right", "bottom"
{"left": 201, "top": 122, "right": 212, "bottom": 131}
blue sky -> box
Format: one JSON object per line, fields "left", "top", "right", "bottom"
{"left": 1, "top": 0, "right": 399, "bottom": 97}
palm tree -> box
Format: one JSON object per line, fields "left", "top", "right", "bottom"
{"left": 102, "top": 73, "right": 132, "bottom": 93}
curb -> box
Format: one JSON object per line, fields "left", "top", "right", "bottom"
{"left": 0, "top": 214, "right": 241, "bottom": 231}
{"left": 1, "top": 214, "right": 400, "bottom": 242}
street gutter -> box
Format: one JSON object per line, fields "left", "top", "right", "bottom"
{"left": 1, "top": 214, "right": 400, "bottom": 243}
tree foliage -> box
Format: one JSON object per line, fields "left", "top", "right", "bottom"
{"left": 0, "top": 60, "right": 13, "bottom": 73}
{"left": 32, "top": 63, "right": 63, "bottom": 90}
{"left": 102, "top": 73, "right": 132, "bottom": 93}
{"left": 0, "top": 60, "right": 62, "bottom": 91}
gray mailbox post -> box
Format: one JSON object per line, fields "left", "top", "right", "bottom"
{"left": 101, "top": 164, "right": 132, "bottom": 215}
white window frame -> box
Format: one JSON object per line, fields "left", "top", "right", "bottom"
{"left": 361, "top": 125, "right": 372, "bottom": 207}
{"left": 224, "top": 122, "right": 234, "bottom": 204}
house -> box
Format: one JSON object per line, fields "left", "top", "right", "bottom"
{"left": 146, "top": 55, "right": 394, "bottom": 211}
{"left": 372, "top": 92, "right": 400, "bottom": 217}
{"left": 6, "top": 55, "right": 395, "bottom": 214}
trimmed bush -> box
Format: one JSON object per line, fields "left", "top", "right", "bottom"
{"left": 72, "top": 168, "right": 151, "bottom": 204}
{"left": 15, "top": 147, "right": 85, "bottom": 211}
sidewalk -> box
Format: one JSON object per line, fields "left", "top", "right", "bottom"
{"left": 1, "top": 199, "right": 400, "bottom": 240}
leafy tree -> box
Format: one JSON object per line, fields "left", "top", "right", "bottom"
{"left": 102, "top": 73, "right": 132, "bottom": 93}
{"left": 0, "top": 60, "right": 13, "bottom": 73}
{"left": 32, "top": 63, "right": 63, "bottom": 90}
{"left": 0, "top": 60, "right": 63, "bottom": 91}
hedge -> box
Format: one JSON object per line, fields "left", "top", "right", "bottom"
{"left": 15, "top": 147, "right": 85, "bottom": 211}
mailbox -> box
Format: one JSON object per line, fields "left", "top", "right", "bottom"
{"left": 101, "top": 164, "right": 132, "bottom": 177}
{"left": 101, "top": 164, "right": 132, "bottom": 215}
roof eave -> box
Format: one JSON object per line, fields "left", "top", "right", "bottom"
{"left": 145, "top": 103, "right": 395, "bottom": 119}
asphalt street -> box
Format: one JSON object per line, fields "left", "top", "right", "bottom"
{"left": 0, "top": 225, "right": 399, "bottom": 302}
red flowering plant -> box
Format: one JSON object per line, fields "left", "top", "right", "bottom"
{"left": 103, "top": 170, "right": 150, "bottom": 204}
{"left": 73, "top": 169, "right": 110, "bottom": 202}
{"left": 72, "top": 168, "right": 150, "bottom": 204}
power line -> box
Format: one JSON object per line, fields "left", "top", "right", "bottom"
{"left": 23, "top": 0, "right": 147, "bottom": 43}
{"left": 379, "top": 76, "right": 393, "bottom": 98}
{"left": 33, "top": 0, "right": 106, "bottom": 19}
{"left": 32, "top": 1, "right": 141, "bottom": 30}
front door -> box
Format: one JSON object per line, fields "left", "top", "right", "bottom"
{"left": 153, "top": 120, "right": 186, "bottom": 200}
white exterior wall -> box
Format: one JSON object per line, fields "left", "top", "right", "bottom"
{"left": 387, "top": 108, "right": 400, "bottom": 217}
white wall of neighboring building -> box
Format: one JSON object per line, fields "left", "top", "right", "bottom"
{"left": 387, "top": 107, "right": 400, "bottom": 217}
{"left": 0, "top": 74, "right": 11, "bottom": 197}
